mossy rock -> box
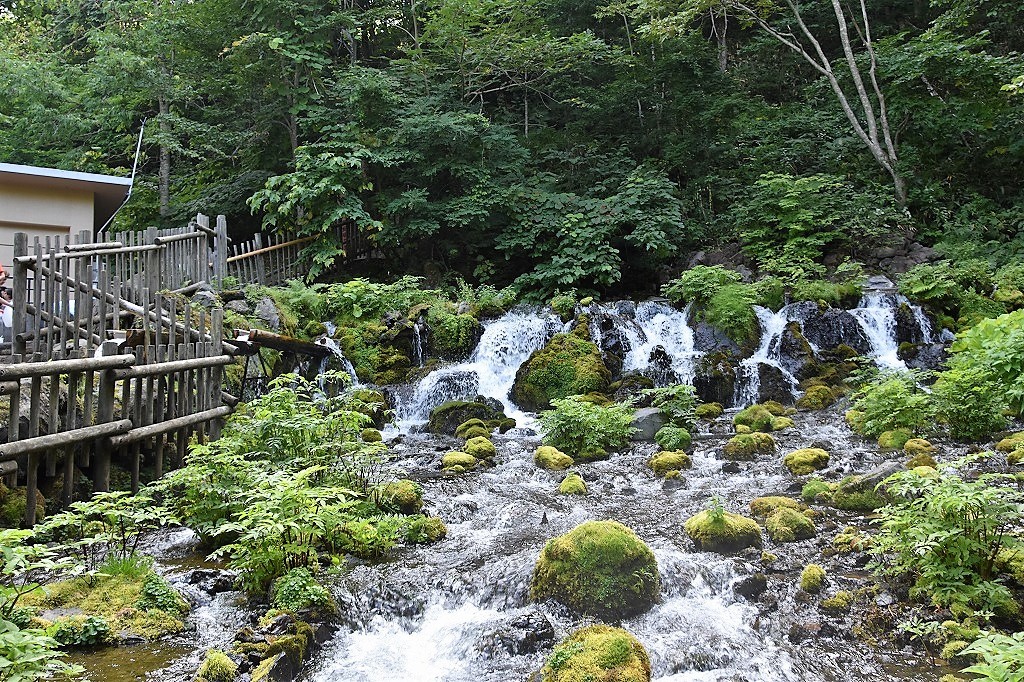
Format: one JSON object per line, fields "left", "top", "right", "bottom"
{"left": 820, "top": 590, "right": 853, "bottom": 614}
{"left": 374, "top": 479, "right": 423, "bottom": 514}
{"left": 406, "top": 516, "right": 448, "bottom": 543}
{"left": 783, "top": 448, "right": 830, "bottom": 476}
{"left": 0, "top": 487, "right": 46, "bottom": 527}
{"left": 877, "top": 428, "right": 913, "bottom": 450}
{"left": 535, "top": 446, "right": 574, "bottom": 471}
{"left": 577, "top": 392, "right": 613, "bottom": 406}
{"left": 733, "top": 405, "right": 775, "bottom": 432}
{"left": 996, "top": 432, "right": 1024, "bottom": 452}
{"left": 844, "top": 409, "right": 866, "bottom": 434}
{"left": 465, "top": 436, "right": 497, "bottom": 461}
{"left": 734, "top": 424, "right": 752, "bottom": 435}
{"left": 684, "top": 510, "right": 762, "bottom": 553}
{"left": 723, "top": 433, "right": 776, "bottom": 461}
{"left": 360, "top": 428, "right": 383, "bottom": 443}
{"left": 530, "top": 520, "right": 660, "bottom": 619}
{"left": 833, "top": 526, "right": 873, "bottom": 554}
{"left": 770, "top": 416, "right": 795, "bottom": 431}
{"left": 906, "top": 452, "right": 937, "bottom": 468}
{"left": 558, "top": 473, "right": 587, "bottom": 495}
{"left": 428, "top": 400, "right": 504, "bottom": 435}
{"left": 541, "top": 625, "right": 651, "bottom": 682}
{"left": 800, "top": 564, "right": 825, "bottom": 593}
{"left": 903, "top": 438, "right": 935, "bottom": 457}
{"left": 795, "top": 385, "right": 836, "bottom": 410}
{"left": 763, "top": 400, "right": 787, "bottom": 416}
{"left": 765, "top": 508, "right": 816, "bottom": 543}
{"left": 426, "top": 311, "right": 483, "bottom": 360}
{"left": 1010, "top": 447, "right": 1024, "bottom": 465}
{"left": 511, "top": 331, "right": 611, "bottom": 411}
{"left": 350, "top": 388, "right": 391, "bottom": 428}
{"left": 832, "top": 475, "right": 886, "bottom": 511}
{"left": 441, "top": 451, "right": 476, "bottom": 470}
{"left": 801, "top": 478, "right": 837, "bottom": 503}
{"left": 455, "top": 418, "right": 488, "bottom": 439}
{"left": 648, "top": 451, "right": 692, "bottom": 478}
{"left": 749, "top": 496, "right": 801, "bottom": 518}
{"left": 496, "top": 417, "right": 518, "bottom": 433}
{"left": 197, "top": 649, "right": 238, "bottom": 682}
{"left": 695, "top": 402, "right": 724, "bottom": 420}
{"left": 654, "top": 426, "right": 691, "bottom": 451}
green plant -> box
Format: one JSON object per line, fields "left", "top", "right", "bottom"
{"left": 871, "top": 460, "right": 1023, "bottom": 614}
{"left": 851, "top": 370, "right": 933, "bottom": 438}
{"left": 704, "top": 284, "right": 758, "bottom": 345}
{"left": 539, "top": 397, "right": 637, "bottom": 460}
{"left": 642, "top": 384, "right": 699, "bottom": 429}
{"left": 931, "top": 367, "right": 1008, "bottom": 441}
{"left": 47, "top": 615, "right": 111, "bottom": 647}
{"left": 948, "top": 309, "right": 1024, "bottom": 416}
{"left": 962, "top": 631, "right": 1024, "bottom": 681}
{"left": 272, "top": 567, "right": 334, "bottom": 614}
{"left": 662, "top": 266, "right": 742, "bottom": 307}
{"left": 0, "top": 619, "right": 81, "bottom": 681}
{"left": 654, "top": 427, "right": 691, "bottom": 452}
{"left": 137, "top": 573, "right": 187, "bottom": 615}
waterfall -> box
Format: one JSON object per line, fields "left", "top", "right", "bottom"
{"left": 315, "top": 336, "right": 360, "bottom": 387}
{"left": 850, "top": 292, "right": 903, "bottom": 369}
{"left": 394, "top": 308, "right": 566, "bottom": 428}
{"left": 412, "top": 316, "right": 426, "bottom": 368}
{"left": 733, "top": 305, "right": 802, "bottom": 407}
{"left": 590, "top": 301, "right": 702, "bottom": 386}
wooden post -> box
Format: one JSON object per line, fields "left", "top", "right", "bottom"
{"left": 215, "top": 216, "right": 228, "bottom": 288}
{"left": 93, "top": 340, "right": 120, "bottom": 492}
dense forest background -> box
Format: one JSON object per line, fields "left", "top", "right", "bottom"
{"left": 1, "top": 0, "right": 1022, "bottom": 297}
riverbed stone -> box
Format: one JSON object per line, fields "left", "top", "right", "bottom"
{"left": 723, "top": 433, "right": 776, "bottom": 461}
{"left": 530, "top": 520, "right": 660, "bottom": 618}
{"left": 534, "top": 446, "right": 573, "bottom": 470}
{"left": 477, "top": 612, "right": 555, "bottom": 657}
{"left": 511, "top": 327, "right": 611, "bottom": 411}
{"left": 648, "top": 450, "right": 692, "bottom": 478}
{"left": 766, "top": 508, "right": 816, "bottom": 543}
{"left": 783, "top": 448, "right": 830, "bottom": 476}
{"left": 631, "top": 407, "right": 666, "bottom": 441}
{"left": 427, "top": 399, "right": 504, "bottom": 435}
{"left": 541, "top": 625, "right": 651, "bottom": 682}
{"left": 684, "top": 509, "right": 763, "bottom": 553}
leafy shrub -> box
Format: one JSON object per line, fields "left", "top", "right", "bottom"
{"left": 0, "top": 620, "right": 80, "bottom": 679}
{"left": 705, "top": 284, "right": 758, "bottom": 345}
{"left": 137, "top": 573, "right": 187, "bottom": 615}
{"left": 654, "top": 427, "right": 691, "bottom": 451}
{"left": 662, "top": 265, "right": 741, "bottom": 307}
{"left": 539, "top": 397, "right": 636, "bottom": 460}
{"left": 948, "top": 309, "right": 1024, "bottom": 416}
{"left": 898, "top": 259, "right": 1002, "bottom": 326}
{"left": 851, "top": 370, "right": 933, "bottom": 438}
{"left": 452, "top": 280, "right": 517, "bottom": 318}
{"left": 931, "top": 367, "right": 1007, "bottom": 441}
{"left": 871, "top": 462, "right": 1023, "bottom": 614}
{"left": 47, "top": 615, "right": 111, "bottom": 647}
{"left": 272, "top": 567, "right": 334, "bottom": 614}
{"left": 550, "top": 293, "right": 577, "bottom": 319}
{"left": 323, "top": 276, "right": 438, "bottom": 321}
{"left": 962, "top": 631, "right": 1024, "bottom": 681}
{"left": 642, "top": 384, "right": 699, "bottom": 429}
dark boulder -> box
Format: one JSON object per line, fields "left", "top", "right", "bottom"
{"left": 694, "top": 352, "right": 737, "bottom": 406}
{"left": 779, "top": 322, "right": 813, "bottom": 377}
{"left": 427, "top": 399, "right": 504, "bottom": 435}
{"left": 692, "top": 320, "right": 741, "bottom": 354}
{"left": 800, "top": 307, "right": 871, "bottom": 354}
{"left": 476, "top": 612, "right": 555, "bottom": 657}
{"left": 757, "top": 364, "right": 795, "bottom": 405}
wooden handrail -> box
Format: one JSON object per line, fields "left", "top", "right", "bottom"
{"left": 226, "top": 235, "right": 315, "bottom": 263}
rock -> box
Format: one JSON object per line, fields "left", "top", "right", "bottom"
{"left": 534, "top": 446, "right": 574, "bottom": 470}
{"left": 692, "top": 321, "right": 741, "bottom": 354}
{"left": 631, "top": 407, "right": 666, "bottom": 441}
{"left": 251, "top": 652, "right": 294, "bottom": 682}
{"left": 191, "top": 289, "right": 219, "bottom": 310}
{"left": 511, "top": 327, "right": 611, "bottom": 411}
{"left": 465, "top": 437, "right": 497, "bottom": 461}
{"left": 795, "top": 385, "right": 836, "bottom": 410}
{"left": 224, "top": 299, "right": 252, "bottom": 315}
{"left": 733, "top": 404, "right": 775, "bottom": 432}
{"left": 878, "top": 429, "right": 913, "bottom": 450}
{"left": 427, "top": 400, "right": 503, "bottom": 435}
{"left": 441, "top": 451, "right": 477, "bottom": 470}
{"left": 695, "top": 402, "right": 724, "bottom": 420}
{"left": 722, "top": 461, "right": 741, "bottom": 474}
{"left": 906, "top": 342, "right": 947, "bottom": 371}
{"left": 756, "top": 365, "right": 796, "bottom": 405}
{"left": 734, "top": 573, "right": 768, "bottom": 600}
{"left": 648, "top": 451, "right": 692, "bottom": 477}
{"left": 254, "top": 297, "right": 281, "bottom": 331}
{"left": 684, "top": 509, "right": 763, "bottom": 553}
{"left": 723, "top": 433, "right": 776, "bottom": 461}
{"left": 558, "top": 473, "right": 587, "bottom": 495}
{"left": 800, "top": 564, "right": 826, "bottom": 593}
{"left": 800, "top": 307, "right": 871, "bottom": 354}
{"left": 478, "top": 612, "right": 555, "bottom": 657}
{"left": 749, "top": 496, "right": 801, "bottom": 518}
{"left": 844, "top": 462, "right": 903, "bottom": 491}
{"left": 765, "top": 508, "right": 816, "bottom": 542}
{"left": 788, "top": 621, "right": 822, "bottom": 643}
{"left": 185, "top": 569, "right": 237, "bottom": 595}
{"left": 693, "top": 352, "right": 737, "bottom": 405}
{"left": 530, "top": 520, "right": 660, "bottom": 618}
{"left": 779, "top": 322, "right": 813, "bottom": 377}
{"left": 540, "top": 625, "right": 651, "bottom": 682}
{"left": 783, "top": 448, "right": 830, "bottom": 476}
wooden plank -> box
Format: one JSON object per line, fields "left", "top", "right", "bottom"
{"left": 108, "top": 406, "right": 232, "bottom": 447}
{"left": 0, "top": 419, "right": 132, "bottom": 460}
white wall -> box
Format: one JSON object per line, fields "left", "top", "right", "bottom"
{"left": 0, "top": 185, "right": 94, "bottom": 274}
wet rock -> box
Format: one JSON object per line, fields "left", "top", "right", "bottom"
{"left": 756, "top": 365, "right": 794, "bottom": 405}
{"left": 191, "top": 289, "right": 218, "bottom": 310}
{"left": 800, "top": 308, "right": 871, "bottom": 354}
{"left": 185, "top": 568, "right": 238, "bottom": 595}
{"left": 631, "top": 407, "right": 666, "bottom": 442}
{"left": 611, "top": 374, "right": 655, "bottom": 404}
{"left": 722, "top": 461, "right": 741, "bottom": 474}
{"left": 263, "top": 613, "right": 296, "bottom": 636}
{"left": 225, "top": 299, "right": 252, "bottom": 315}
{"left": 788, "top": 621, "right": 822, "bottom": 643}
{"left": 646, "top": 346, "right": 676, "bottom": 386}
{"left": 694, "top": 352, "right": 736, "bottom": 405}
{"left": 254, "top": 652, "right": 294, "bottom": 682}
{"left": 692, "top": 320, "right": 741, "bottom": 354}
{"left": 905, "top": 342, "right": 947, "bottom": 371}
{"left": 254, "top": 297, "right": 281, "bottom": 331}
{"left": 779, "top": 322, "right": 814, "bottom": 377}
{"left": 427, "top": 399, "right": 503, "bottom": 435}
{"left": 734, "top": 573, "right": 768, "bottom": 600}
{"left": 477, "top": 612, "right": 555, "bottom": 656}
{"left": 847, "top": 462, "right": 903, "bottom": 492}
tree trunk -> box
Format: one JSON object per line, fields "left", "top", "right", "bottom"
{"left": 158, "top": 95, "right": 170, "bottom": 218}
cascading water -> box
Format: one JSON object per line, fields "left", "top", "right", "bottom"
{"left": 316, "top": 336, "right": 360, "bottom": 386}
{"left": 850, "top": 290, "right": 933, "bottom": 370}
{"left": 733, "top": 305, "right": 804, "bottom": 408}
{"left": 612, "top": 301, "right": 702, "bottom": 386}
{"left": 412, "top": 316, "right": 427, "bottom": 368}
{"left": 393, "top": 308, "right": 567, "bottom": 429}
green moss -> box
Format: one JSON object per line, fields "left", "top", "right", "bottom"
{"left": 534, "top": 446, "right": 574, "bottom": 470}
{"left": 511, "top": 332, "right": 611, "bottom": 411}
{"left": 374, "top": 479, "right": 423, "bottom": 514}
{"left": 734, "top": 424, "right": 752, "bottom": 434}
{"left": 762, "top": 401, "right": 787, "bottom": 416}
{"left": 831, "top": 475, "right": 886, "bottom": 511}
{"left": 800, "top": 564, "right": 826, "bottom": 593}
{"left": 845, "top": 409, "right": 866, "bottom": 434}
{"left": 877, "top": 428, "right": 913, "bottom": 450}
{"left": 577, "top": 392, "right": 612, "bottom": 406}
{"left": 706, "top": 284, "right": 759, "bottom": 346}
{"left": 833, "top": 526, "right": 872, "bottom": 554}
{"left": 405, "top": 516, "right": 448, "bottom": 543}
{"left": 530, "top": 520, "right": 660, "bottom": 619}
{"left": 428, "top": 400, "right": 503, "bottom": 435}
{"left": 765, "top": 508, "right": 816, "bottom": 543}
{"left": 733, "top": 405, "right": 775, "bottom": 432}
{"left": 250, "top": 654, "right": 278, "bottom": 682}
{"left": 197, "top": 650, "right": 238, "bottom": 682}
{"left": 441, "top": 451, "right": 476, "bottom": 470}
{"left": 349, "top": 388, "right": 391, "bottom": 428}
{"left": 0, "top": 487, "right": 46, "bottom": 527}
{"left": 454, "top": 419, "right": 488, "bottom": 438}
{"left": 801, "top": 478, "right": 836, "bottom": 503}
{"left": 906, "top": 452, "right": 937, "bottom": 468}
{"left": 695, "top": 402, "right": 724, "bottom": 419}
{"left": 749, "top": 496, "right": 801, "bottom": 518}
{"left": 821, "top": 590, "right": 853, "bottom": 614}
{"left": 783, "top": 448, "right": 830, "bottom": 476}
{"left": 428, "top": 309, "right": 483, "bottom": 360}
{"left": 996, "top": 432, "right": 1024, "bottom": 452}
{"left": 648, "top": 451, "right": 692, "bottom": 478}
{"left": 541, "top": 625, "right": 651, "bottom": 682}
{"left": 464, "top": 436, "right": 497, "bottom": 461}
{"left": 796, "top": 385, "right": 836, "bottom": 410}
{"left": 360, "top": 428, "right": 383, "bottom": 443}
{"left": 684, "top": 510, "right": 762, "bottom": 553}
{"left": 558, "top": 473, "right": 588, "bottom": 496}
{"left": 723, "top": 432, "right": 776, "bottom": 461}
{"left": 770, "top": 416, "right": 795, "bottom": 431}
{"left": 654, "top": 426, "right": 691, "bottom": 451}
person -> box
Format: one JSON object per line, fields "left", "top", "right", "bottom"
{"left": 0, "top": 287, "right": 12, "bottom": 341}
{"left": 0, "top": 262, "right": 7, "bottom": 287}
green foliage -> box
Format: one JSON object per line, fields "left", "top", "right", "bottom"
{"left": 931, "top": 367, "right": 1008, "bottom": 441}
{"left": 0, "top": 619, "right": 81, "bottom": 681}
{"left": 642, "top": 384, "right": 698, "bottom": 429}
{"left": 872, "top": 461, "right": 1023, "bottom": 613}
{"left": 539, "top": 397, "right": 636, "bottom": 461}
{"left": 323, "top": 277, "right": 437, "bottom": 322}
{"left": 948, "top": 309, "right": 1024, "bottom": 416}
{"left": 428, "top": 308, "right": 482, "bottom": 359}
{"left": 662, "top": 266, "right": 741, "bottom": 307}
{"left": 47, "top": 615, "right": 111, "bottom": 647}
{"left": 962, "top": 631, "right": 1024, "bottom": 682}
{"left": 137, "top": 573, "right": 187, "bottom": 615}
{"left": 654, "top": 427, "right": 691, "bottom": 452}
{"left": 451, "top": 280, "right": 518, "bottom": 318}
{"left": 272, "top": 567, "right": 334, "bottom": 614}
{"left": 851, "top": 370, "right": 934, "bottom": 438}
{"left": 704, "top": 284, "right": 758, "bottom": 345}
{"left": 898, "top": 260, "right": 1004, "bottom": 327}
{"left": 197, "top": 650, "right": 238, "bottom": 682}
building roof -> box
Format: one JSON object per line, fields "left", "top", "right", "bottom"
{"left": 0, "top": 163, "right": 132, "bottom": 229}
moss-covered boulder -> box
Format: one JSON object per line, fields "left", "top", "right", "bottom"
{"left": 821, "top": 590, "right": 853, "bottom": 614}
{"left": 426, "top": 310, "right": 483, "bottom": 360}
{"left": 530, "top": 520, "right": 660, "bottom": 618}
{"left": 465, "top": 436, "right": 497, "bottom": 461}
{"left": 695, "top": 402, "right": 724, "bottom": 420}
{"left": 535, "top": 446, "right": 574, "bottom": 470}
{"left": 350, "top": 388, "right": 392, "bottom": 428}
{"left": 878, "top": 428, "right": 913, "bottom": 450}
{"left": 783, "top": 448, "right": 830, "bottom": 476}
{"left": 723, "top": 433, "right": 776, "bottom": 461}
{"left": 0, "top": 487, "right": 46, "bottom": 527}
{"left": 455, "top": 418, "right": 490, "bottom": 439}
{"left": 801, "top": 478, "right": 837, "bottom": 503}
{"left": 795, "top": 385, "right": 837, "bottom": 410}
{"left": 749, "top": 496, "right": 801, "bottom": 518}
{"left": 360, "top": 428, "right": 383, "bottom": 443}
{"left": 903, "top": 438, "right": 935, "bottom": 457}
{"left": 373, "top": 479, "right": 423, "bottom": 514}
{"left": 428, "top": 400, "right": 504, "bottom": 435}
{"left": 801, "top": 564, "right": 826, "bottom": 593}
{"left": 770, "top": 416, "right": 795, "bottom": 431}
{"left": 996, "top": 432, "right": 1024, "bottom": 452}
{"left": 735, "top": 424, "right": 752, "bottom": 434}
{"left": 197, "top": 650, "right": 238, "bottom": 682}
{"left": 648, "top": 451, "right": 692, "bottom": 478}
{"left": 832, "top": 474, "right": 887, "bottom": 511}
{"left": 765, "top": 508, "right": 816, "bottom": 543}
{"left": 906, "top": 452, "right": 937, "bottom": 468}
{"left": 733, "top": 405, "right": 775, "bottom": 432}
{"left": 441, "top": 451, "right": 477, "bottom": 471}
{"left": 511, "top": 330, "right": 611, "bottom": 411}
{"left": 541, "top": 625, "right": 651, "bottom": 682}
{"left": 558, "top": 473, "right": 587, "bottom": 495}
{"left": 684, "top": 510, "right": 762, "bottom": 553}
{"left": 844, "top": 409, "right": 866, "bottom": 434}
